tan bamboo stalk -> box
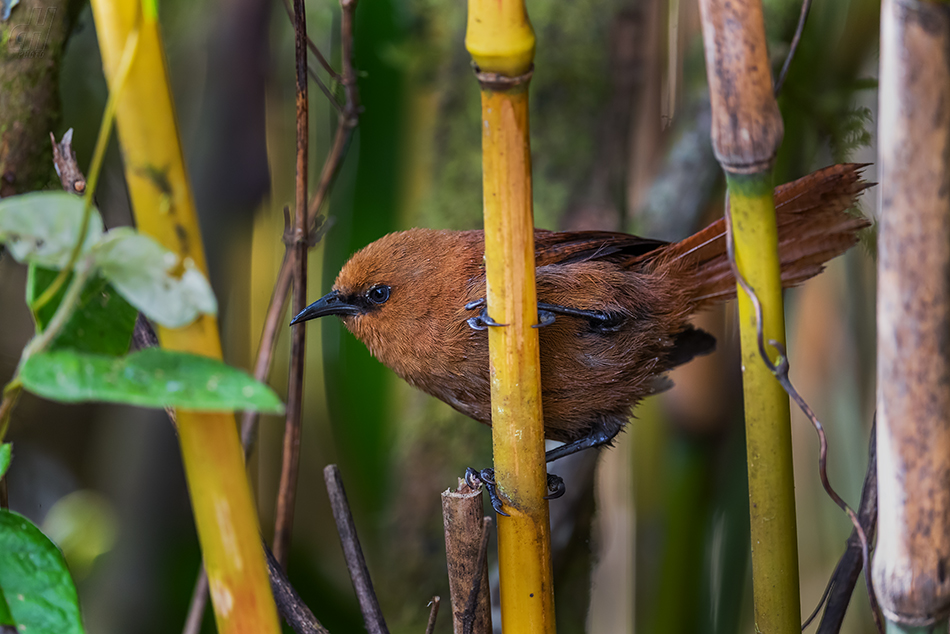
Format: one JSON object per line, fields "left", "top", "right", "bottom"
{"left": 465, "top": 1, "right": 556, "bottom": 632}
{"left": 874, "top": 0, "right": 950, "bottom": 630}
{"left": 442, "top": 480, "right": 492, "bottom": 634}
{"left": 88, "top": 2, "right": 280, "bottom": 632}
{"left": 697, "top": 0, "right": 799, "bottom": 632}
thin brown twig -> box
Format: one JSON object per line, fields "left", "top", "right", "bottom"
{"left": 339, "top": 0, "right": 361, "bottom": 125}
{"left": 241, "top": 0, "right": 358, "bottom": 460}
{"left": 773, "top": 0, "right": 813, "bottom": 97}
{"left": 263, "top": 540, "right": 331, "bottom": 634}
{"left": 181, "top": 568, "right": 210, "bottom": 634}
{"left": 280, "top": 0, "right": 343, "bottom": 83}
{"left": 722, "top": 193, "right": 883, "bottom": 634}
{"left": 324, "top": 464, "right": 390, "bottom": 634}
{"left": 240, "top": 248, "right": 293, "bottom": 449}
{"left": 815, "top": 419, "right": 877, "bottom": 634}
{"left": 309, "top": 66, "right": 344, "bottom": 113}
{"left": 182, "top": 0, "right": 361, "bottom": 627}
{"left": 272, "top": 0, "right": 311, "bottom": 568}
{"left": 424, "top": 597, "right": 440, "bottom": 634}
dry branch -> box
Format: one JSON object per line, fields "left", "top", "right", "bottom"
{"left": 324, "top": 465, "right": 390, "bottom": 634}
{"left": 442, "top": 480, "right": 492, "bottom": 634}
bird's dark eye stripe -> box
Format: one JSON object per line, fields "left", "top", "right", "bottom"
{"left": 367, "top": 284, "right": 391, "bottom": 304}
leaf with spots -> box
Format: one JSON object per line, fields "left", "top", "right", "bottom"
{"left": 90, "top": 228, "right": 217, "bottom": 329}
{"left": 19, "top": 348, "right": 284, "bottom": 414}
{"left": 0, "top": 510, "right": 85, "bottom": 634}
{"left": 0, "top": 192, "right": 103, "bottom": 269}
{"left": 27, "top": 266, "right": 138, "bottom": 356}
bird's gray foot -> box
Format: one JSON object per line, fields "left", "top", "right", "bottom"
{"left": 465, "top": 467, "right": 509, "bottom": 516}
{"left": 464, "top": 467, "right": 566, "bottom": 514}
{"left": 464, "top": 299, "right": 507, "bottom": 330}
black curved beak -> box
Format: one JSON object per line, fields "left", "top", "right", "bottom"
{"left": 290, "top": 290, "right": 362, "bottom": 325}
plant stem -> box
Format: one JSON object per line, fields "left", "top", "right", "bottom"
{"left": 88, "top": 1, "right": 280, "bottom": 631}
{"left": 466, "top": 1, "right": 555, "bottom": 632}
{"left": 272, "top": 0, "right": 310, "bottom": 568}
{"left": 727, "top": 174, "right": 800, "bottom": 632}
{"left": 874, "top": 0, "right": 950, "bottom": 626}
{"left": 697, "top": 0, "right": 798, "bottom": 630}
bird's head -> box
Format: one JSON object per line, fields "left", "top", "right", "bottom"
{"left": 290, "top": 229, "right": 480, "bottom": 372}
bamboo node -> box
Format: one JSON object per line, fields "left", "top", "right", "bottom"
{"left": 474, "top": 65, "right": 534, "bottom": 91}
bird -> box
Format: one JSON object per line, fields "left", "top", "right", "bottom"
{"left": 291, "top": 163, "right": 871, "bottom": 512}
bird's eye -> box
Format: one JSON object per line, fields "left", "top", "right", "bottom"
{"left": 366, "top": 284, "right": 391, "bottom": 305}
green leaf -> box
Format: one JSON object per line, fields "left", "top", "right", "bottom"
{"left": 91, "top": 228, "right": 217, "bottom": 328}
{"left": 0, "top": 510, "right": 85, "bottom": 634}
{"left": 0, "top": 192, "right": 102, "bottom": 269}
{"left": 0, "top": 444, "right": 10, "bottom": 479}
{"left": 20, "top": 348, "right": 284, "bottom": 414}
{"left": 0, "top": 584, "right": 14, "bottom": 628}
{"left": 27, "top": 266, "right": 138, "bottom": 356}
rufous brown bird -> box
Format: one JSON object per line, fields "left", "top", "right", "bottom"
{"left": 292, "top": 164, "right": 870, "bottom": 510}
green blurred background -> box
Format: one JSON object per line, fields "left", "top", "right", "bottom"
{"left": 0, "top": 0, "right": 880, "bottom": 631}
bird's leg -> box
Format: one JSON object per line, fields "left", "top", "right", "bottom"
{"left": 465, "top": 297, "right": 614, "bottom": 329}
{"left": 534, "top": 302, "right": 619, "bottom": 330}
{"left": 465, "top": 467, "right": 566, "bottom": 516}
{"left": 464, "top": 298, "right": 507, "bottom": 330}
{"left": 545, "top": 424, "right": 622, "bottom": 463}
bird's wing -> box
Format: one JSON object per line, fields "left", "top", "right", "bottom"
{"left": 533, "top": 230, "right": 668, "bottom": 267}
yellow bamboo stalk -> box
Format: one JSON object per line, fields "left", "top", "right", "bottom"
{"left": 697, "top": 0, "right": 799, "bottom": 631}
{"left": 875, "top": 0, "right": 950, "bottom": 630}
{"left": 465, "top": 3, "right": 555, "bottom": 633}
{"left": 88, "top": 2, "right": 280, "bottom": 633}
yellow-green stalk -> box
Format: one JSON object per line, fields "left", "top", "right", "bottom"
{"left": 88, "top": 2, "right": 280, "bottom": 632}
{"left": 466, "top": 2, "right": 556, "bottom": 632}
{"left": 697, "top": 0, "right": 799, "bottom": 631}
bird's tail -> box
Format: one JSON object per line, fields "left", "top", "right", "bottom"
{"left": 659, "top": 163, "right": 872, "bottom": 306}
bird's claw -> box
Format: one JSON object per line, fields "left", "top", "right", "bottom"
{"left": 464, "top": 468, "right": 566, "bottom": 513}
{"left": 467, "top": 298, "right": 557, "bottom": 329}
{"left": 533, "top": 309, "right": 557, "bottom": 328}
{"left": 545, "top": 473, "right": 566, "bottom": 499}
{"left": 464, "top": 467, "right": 510, "bottom": 516}
{"left": 464, "top": 298, "right": 507, "bottom": 330}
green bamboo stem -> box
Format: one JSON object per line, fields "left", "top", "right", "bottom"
{"left": 728, "top": 174, "right": 800, "bottom": 634}
{"left": 697, "top": 0, "right": 799, "bottom": 630}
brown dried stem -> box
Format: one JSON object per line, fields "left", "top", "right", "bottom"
{"left": 240, "top": 0, "right": 359, "bottom": 460}
{"left": 280, "top": 0, "right": 342, "bottom": 83}
{"left": 874, "top": 0, "right": 950, "bottom": 627}
{"left": 815, "top": 420, "right": 878, "bottom": 634}
{"left": 424, "top": 597, "right": 441, "bottom": 634}
{"left": 272, "top": 0, "right": 311, "bottom": 568}
{"left": 264, "top": 541, "right": 331, "bottom": 634}
{"left": 324, "top": 464, "right": 390, "bottom": 634}
{"left": 441, "top": 480, "right": 492, "bottom": 634}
